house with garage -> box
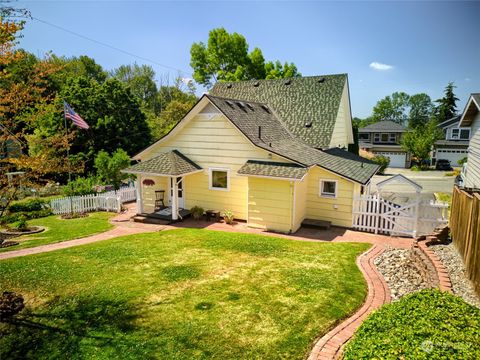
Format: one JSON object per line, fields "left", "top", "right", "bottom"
{"left": 123, "top": 75, "right": 379, "bottom": 233}
{"left": 358, "top": 120, "right": 410, "bottom": 168}
{"left": 431, "top": 115, "right": 470, "bottom": 167}
{"left": 458, "top": 93, "right": 480, "bottom": 189}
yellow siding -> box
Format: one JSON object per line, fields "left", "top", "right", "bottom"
{"left": 293, "top": 176, "right": 308, "bottom": 232}
{"left": 329, "top": 82, "right": 353, "bottom": 148}
{"left": 248, "top": 177, "right": 293, "bottom": 233}
{"left": 140, "top": 175, "right": 169, "bottom": 213}
{"left": 306, "top": 167, "right": 355, "bottom": 227}
{"left": 138, "top": 110, "right": 290, "bottom": 220}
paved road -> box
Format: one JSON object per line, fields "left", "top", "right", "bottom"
{"left": 371, "top": 168, "right": 456, "bottom": 197}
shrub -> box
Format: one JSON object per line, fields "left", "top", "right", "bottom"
{"left": 14, "top": 215, "right": 28, "bottom": 231}
{"left": 8, "top": 198, "right": 48, "bottom": 213}
{"left": 63, "top": 176, "right": 98, "bottom": 197}
{"left": 222, "top": 210, "right": 235, "bottom": 224}
{"left": 458, "top": 157, "right": 467, "bottom": 166}
{"left": 190, "top": 206, "right": 204, "bottom": 220}
{"left": 0, "top": 209, "right": 52, "bottom": 225}
{"left": 371, "top": 155, "right": 390, "bottom": 174}
{"left": 343, "top": 289, "right": 480, "bottom": 359}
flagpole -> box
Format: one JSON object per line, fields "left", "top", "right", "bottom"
{"left": 63, "top": 100, "right": 71, "bottom": 183}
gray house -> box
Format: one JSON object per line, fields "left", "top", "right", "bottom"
{"left": 432, "top": 115, "right": 470, "bottom": 166}
{"left": 459, "top": 93, "right": 480, "bottom": 189}
{"left": 358, "top": 120, "right": 410, "bottom": 168}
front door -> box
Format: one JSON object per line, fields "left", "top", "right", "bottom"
{"left": 170, "top": 177, "right": 185, "bottom": 209}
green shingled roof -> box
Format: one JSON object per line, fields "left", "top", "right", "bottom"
{"left": 238, "top": 160, "right": 308, "bottom": 180}
{"left": 123, "top": 150, "right": 201, "bottom": 176}
{"left": 207, "top": 95, "right": 379, "bottom": 184}
{"left": 210, "top": 74, "right": 347, "bottom": 149}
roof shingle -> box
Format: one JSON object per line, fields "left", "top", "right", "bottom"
{"left": 238, "top": 160, "right": 308, "bottom": 180}
{"left": 359, "top": 120, "right": 406, "bottom": 133}
{"left": 210, "top": 74, "right": 347, "bottom": 148}
{"left": 123, "top": 150, "right": 201, "bottom": 176}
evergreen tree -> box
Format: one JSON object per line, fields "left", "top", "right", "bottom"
{"left": 434, "top": 82, "right": 459, "bottom": 123}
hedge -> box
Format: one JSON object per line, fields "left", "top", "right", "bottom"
{"left": 344, "top": 289, "right": 480, "bottom": 359}
{"left": 0, "top": 209, "right": 53, "bottom": 225}
{"left": 8, "top": 199, "right": 49, "bottom": 213}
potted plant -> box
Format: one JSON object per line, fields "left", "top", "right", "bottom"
{"left": 190, "top": 206, "right": 205, "bottom": 220}
{"left": 222, "top": 210, "right": 234, "bottom": 225}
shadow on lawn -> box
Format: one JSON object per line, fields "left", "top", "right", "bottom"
{"left": 1, "top": 296, "right": 143, "bottom": 359}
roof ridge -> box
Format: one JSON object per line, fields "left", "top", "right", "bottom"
{"left": 214, "top": 73, "right": 347, "bottom": 86}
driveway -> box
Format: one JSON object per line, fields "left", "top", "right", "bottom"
{"left": 371, "top": 167, "right": 456, "bottom": 197}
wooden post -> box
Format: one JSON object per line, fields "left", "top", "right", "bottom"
{"left": 172, "top": 177, "right": 178, "bottom": 221}
{"left": 374, "top": 194, "right": 380, "bottom": 234}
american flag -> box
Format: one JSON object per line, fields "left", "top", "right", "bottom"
{"left": 64, "top": 101, "right": 89, "bottom": 129}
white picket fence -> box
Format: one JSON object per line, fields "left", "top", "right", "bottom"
{"left": 50, "top": 186, "right": 136, "bottom": 215}
{"left": 352, "top": 194, "right": 449, "bottom": 237}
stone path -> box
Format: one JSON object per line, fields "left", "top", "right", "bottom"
{"left": 308, "top": 245, "right": 390, "bottom": 360}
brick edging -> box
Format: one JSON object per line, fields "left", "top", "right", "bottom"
{"left": 308, "top": 245, "right": 390, "bottom": 360}
{"left": 417, "top": 241, "right": 453, "bottom": 293}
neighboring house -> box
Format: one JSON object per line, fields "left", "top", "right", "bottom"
{"left": 459, "top": 93, "right": 480, "bottom": 189}
{"left": 0, "top": 124, "right": 22, "bottom": 161}
{"left": 432, "top": 115, "right": 470, "bottom": 166}
{"left": 358, "top": 120, "right": 410, "bottom": 168}
{"left": 124, "top": 75, "right": 379, "bottom": 233}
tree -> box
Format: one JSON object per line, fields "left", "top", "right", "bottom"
{"left": 434, "top": 82, "right": 459, "bottom": 123}
{"left": 371, "top": 92, "right": 410, "bottom": 124}
{"left": 111, "top": 63, "right": 158, "bottom": 112}
{"left": 190, "top": 27, "right": 300, "bottom": 87}
{"left": 401, "top": 120, "right": 443, "bottom": 164}
{"left": 408, "top": 93, "right": 433, "bottom": 128}
{"left": 150, "top": 100, "right": 195, "bottom": 139}
{"left": 94, "top": 149, "right": 130, "bottom": 189}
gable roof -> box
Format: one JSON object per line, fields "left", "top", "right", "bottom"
{"left": 438, "top": 115, "right": 461, "bottom": 129}
{"left": 459, "top": 93, "right": 480, "bottom": 127}
{"left": 207, "top": 95, "right": 379, "bottom": 184}
{"left": 358, "top": 120, "right": 406, "bottom": 133}
{"left": 210, "top": 74, "right": 347, "bottom": 148}
{"left": 123, "top": 150, "right": 202, "bottom": 176}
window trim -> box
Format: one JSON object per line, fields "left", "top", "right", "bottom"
{"left": 374, "top": 133, "right": 380, "bottom": 143}
{"left": 319, "top": 179, "right": 338, "bottom": 198}
{"left": 208, "top": 167, "right": 230, "bottom": 191}
{"left": 460, "top": 128, "right": 470, "bottom": 140}
{"left": 389, "top": 133, "right": 396, "bottom": 143}
{"left": 451, "top": 128, "right": 460, "bottom": 139}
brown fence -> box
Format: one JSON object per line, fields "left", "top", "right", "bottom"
{"left": 450, "top": 186, "right": 480, "bottom": 296}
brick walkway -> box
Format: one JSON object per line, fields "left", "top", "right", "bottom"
{"left": 0, "top": 203, "right": 164, "bottom": 261}
{"left": 308, "top": 245, "right": 390, "bottom": 360}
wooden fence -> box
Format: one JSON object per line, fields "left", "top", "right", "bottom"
{"left": 50, "top": 186, "right": 136, "bottom": 215}
{"left": 450, "top": 186, "right": 480, "bottom": 296}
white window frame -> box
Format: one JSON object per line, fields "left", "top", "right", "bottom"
{"left": 389, "top": 133, "right": 396, "bottom": 143}
{"left": 374, "top": 133, "right": 380, "bottom": 143}
{"left": 208, "top": 167, "right": 230, "bottom": 191}
{"left": 451, "top": 128, "right": 459, "bottom": 139}
{"left": 319, "top": 179, "right": 338, "bottom": 198}
{"left": 460, "top": 128, "right": 470, "bottom": 140}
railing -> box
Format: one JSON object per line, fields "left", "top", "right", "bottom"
{"left": 50, "top": 185, "right": 136, "bottom": 215}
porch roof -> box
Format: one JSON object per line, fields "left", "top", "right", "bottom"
{"left": 238, "top": 160, "right": 308, "bottom": 180}
{"left": 123, "top": 150, "right": 202, "bottom": 176}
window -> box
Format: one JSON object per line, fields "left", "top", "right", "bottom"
{"left": 381, "top": 133, "right": 389, "bottom": 142}
{"left": 209, "top": 168, "right": 229, "bottom": 191}
{"left": 451, "top": 128, "right": 459, "bottom": 139}
{"left": 359, "top": 133, "right": 370, "bottom": 141}
{"left": 374, "top": 133, "right": 380, "bottom": 143}
{"left": 320, "top": 180, "right": 337, "bottom": 198}
{"left": 460, "top": 129, "right": 470, "bottom": 140}
{"left": 389, "top": 133, "right": 396, "bottom": 143}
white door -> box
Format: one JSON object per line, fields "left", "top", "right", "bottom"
{"left": 376, "top": 152, "right": 406, "bottom": 168}
{"left": 170, "top": 177, "right": 185, "bottom": 209}
{"left": 435, "top": 149, "right": 468, "bottom": 167}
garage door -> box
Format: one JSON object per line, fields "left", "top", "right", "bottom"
{"left": 375, "top": 152, "right": 406, "bottom": 168}
{"left": 435, "top": 149, "right": 468, "bottom": 166}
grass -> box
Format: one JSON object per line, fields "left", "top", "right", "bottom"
{"left": 435, "top": 192, "right": 452, "bottom": 206}
{"left": 0, "top": 212, "right": 115, "bottom": 252}
{"left": 0, "top": 229, "right": 370, "bottom": 359}
{"left": 344, "top": 289, "right": 480, "bottom": 359}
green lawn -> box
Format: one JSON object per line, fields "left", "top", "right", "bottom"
{"left": 0, "top": 229, "right": 370, "bottom": 359}
{"left": 0, "top": 212, "right": 115, "bottom": 252}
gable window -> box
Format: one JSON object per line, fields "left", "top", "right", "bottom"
{"left": 209, "top": 168, "right": 230, "bottom": 191}
{"left": 320, "top": 180, "right": 337, "bottom": 198}
{"left": 460, "top": 129, "right": 470, "bottom": 140}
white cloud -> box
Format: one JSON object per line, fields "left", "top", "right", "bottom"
{"left": 369, "top": 62, "right": 394, "bottom": 71}
{"left": 181, "top": 77, "right": 193, "bottom": 85}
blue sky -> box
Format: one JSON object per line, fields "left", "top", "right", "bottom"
{"left": 16, "top": 0, "right": 480, "bottom": 118}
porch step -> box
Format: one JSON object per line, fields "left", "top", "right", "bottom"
{"left": 302, "top": 219, "right": 331, "bottom": 230}
{"left": 133, "top": 216, "right": 170, "bottom": 225}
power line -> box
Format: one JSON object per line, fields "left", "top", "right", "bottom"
{"left": 32, "top": 16, "right": 192, "bottom": 76}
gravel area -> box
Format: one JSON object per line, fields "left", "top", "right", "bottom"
{"left": 431, "top": 242, "right": 480, "bottom": 308}
{"left": 374, "top": 247, "right": 430, "bottom": 301}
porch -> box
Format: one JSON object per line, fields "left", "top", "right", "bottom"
{"left": 134, "top": 207, "right": 192, "bottom": 224}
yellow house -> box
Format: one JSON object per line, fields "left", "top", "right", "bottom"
{"left": 123, "top": 75, "right": 379, "bottom": 233}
